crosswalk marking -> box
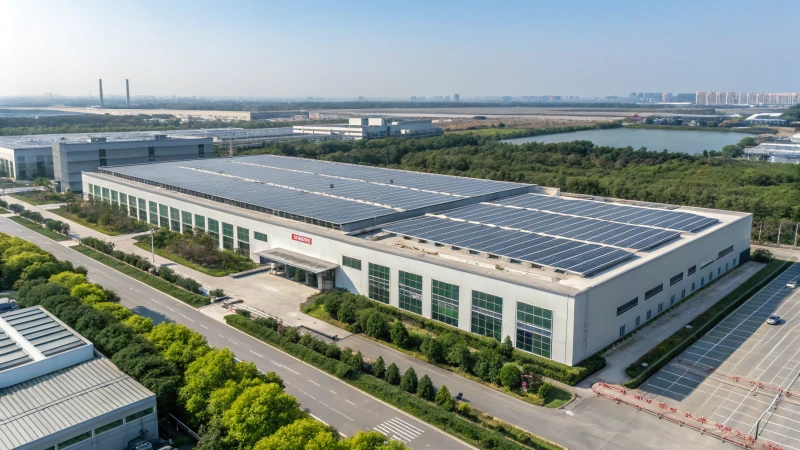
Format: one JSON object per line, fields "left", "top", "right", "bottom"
{"left": 373, "top": 417, "right": 424, "bottom": 443}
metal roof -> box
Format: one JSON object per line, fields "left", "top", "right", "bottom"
{"left": 0, "top": 307, "right": 89, "bottom": 364}
{"left": 0, "top": 357, "right": 155, "bottom": 450}
{"left": 255, "top": 248, "right": 339, "bottom": 273}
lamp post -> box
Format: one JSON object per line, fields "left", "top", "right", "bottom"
{"left": 150, "top": 229, "right": 156, "bottom": 263}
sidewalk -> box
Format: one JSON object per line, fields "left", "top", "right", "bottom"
{"left": 579, "top": 261, "right": 764, "bottom": 387}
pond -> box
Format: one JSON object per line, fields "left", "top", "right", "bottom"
{"left": 503, "top": 127, "right": 747, "bottom": 154}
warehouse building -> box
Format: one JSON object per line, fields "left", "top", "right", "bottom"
{"left": 0, "top": 307, "right": 157, "bottom": 450}
{"left": 293, "top": 118, "right": 443, "bottom": 140}
{"left": 82, "top": 155, "right": 751, "bottom": 365}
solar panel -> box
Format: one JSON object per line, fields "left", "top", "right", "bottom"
{"left": 439, "top": 203, "right": 680, "bottom": 250}
{"left": 494, "top": 194, "right": 718, "bottom": 232}
{"left": 383, "top": 215, "right": 633, "bottom": 276}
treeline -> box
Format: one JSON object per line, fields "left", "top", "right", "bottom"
{"left": 236, "top": 133, "right": 800, "bottom": 238}
{"left": 782, "top": 104, "right": 800, "bottom": 122}
{"left": 8, "top": 233, "right": 408, "bottom": 450}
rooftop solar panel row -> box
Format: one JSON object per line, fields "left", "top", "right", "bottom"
{"left": 383, "top": 215, "right": 633, "bottom": 276}
{"left": 494, "top": 194, "right": 718, "bottom": 232}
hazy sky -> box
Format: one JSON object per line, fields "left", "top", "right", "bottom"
{"left": 1, "top": 0, "right": 798, "bottom": 99}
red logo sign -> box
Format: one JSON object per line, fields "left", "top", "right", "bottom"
{"left": 292, "top": 234, "right": 312, "bottom": 245}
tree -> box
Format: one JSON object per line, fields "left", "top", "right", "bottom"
{"left": 445, "top": 343, "right": 473, "bottom": 372}
{"left": 538, "top": 382, "right": 553, "bottom": 399}
{"left": 148, "top": 322, "right": 211, "bottom": 371}
{"left": 339, "top": 431, "right": 409, "bottom": 449}
{"left": 49, "top": 271, "right": 87, "bottom": 289}
{"left": 385, "top": 363, "right": 401, "bottom": 385}
{"left": 499, "top": 363, "right": 522, "bottom": 389}
{"left": 221, "top": 383, "right": 304, "bottom": 450}
{"left": 472, "top": 349, "right": 504, "bottom": 383}
{"left": 389, "top": 321, "right": 409, "bottom": 348}
{"left": 2, "top": 251, "right": 53, "bottom": 288}
{"left": 365, "top": 312, "right": 389, "bottom": 339}
{"left": 500, "top": 336, "right": 514, "bottom": 359}
{"left": 209, "top": 288, "right": 225, "bottom": 298}
{"left": 8, "top": 203, "right": 24, "bottom": 214}
{"left": 323, "top": 295, "right": 343, "bottom": 318}
{"left": 123, "top": 315, "right": 153, "bottom": 334}
{"left": 337, "top": 300, "right": 358, "bottom": 324}
{"left": 32, "top": 177, "right": 51, "bottom": 187}
{"left": 752, "top": 248, "right": 773, "bottom": 262}
{"left": 207, "top": 377, "right": 265, "bottom": 421}
{"left": 399, "top": 367, "right": 418, "bottom": 393}
{"left": 348, "top": 350, "right": 364, "bottom": 372}
{"left": 417, "top": 374, "right": 435, "bottom": 401}
{"left": 420, "top": 336, "right": 443, "bottom": 363}
{"left": 92, "top": 302, "right": 132, "bottom": 321}
{"left": 435, "top": 385, "right": 455, "bottom": 411}
{"left": 373, "top": 356, "right": 386, "bottom": 379}
{"left": 253, "top": 417, "right": 339, "bottom": 450}
{"left": 70, "top": 283, "right": 107, "bottom": 304}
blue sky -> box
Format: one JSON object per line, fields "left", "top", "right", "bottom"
{"left": 1, "top": 0, "right": 797, "bottom": 98}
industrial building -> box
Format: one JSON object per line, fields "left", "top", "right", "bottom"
{"left": 744, "top": 141, "right": 800, "bottom": 163}
{"left": 743, "top": 113, "right": 788, "bottom": 126}
{"left": 83, "top": 155, "right": 750, "bottom": 366}
{"left": 293, "top": 118, "right": 443, "bottom": 140}
{"left": 21, "top": 107, "right": 309, "bottom": 121}
{"left": 0, "top": 306, "right": 157, "bottom": 450}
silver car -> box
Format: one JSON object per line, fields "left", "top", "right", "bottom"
{"left": 767, "top": 315, "right": 781, "bottom": 325}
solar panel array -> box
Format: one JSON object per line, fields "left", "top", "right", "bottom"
{"left": 1, "top": 308, "right": 87, "bottom": 358}
{"left": 494, "top": 194, "right": 718, "bottom": 232}
{"left": 383, "top": 215, "right": 633, "bottom": 276}
{"left": 441, "top": 203, "right": 680, "bottom": 250}
{"left": 103, "top": 155, "right": 529, "bottom": 227}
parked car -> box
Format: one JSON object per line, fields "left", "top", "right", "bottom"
{"left": 767, "top": 315, "right": 781, "bottom": 325}
{"left": 787, "top": 280, "right": 797, "bottom": 289}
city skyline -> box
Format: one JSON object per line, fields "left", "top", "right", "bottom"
{"left": 1, "top": 0, "right": 798, "bottom": 98}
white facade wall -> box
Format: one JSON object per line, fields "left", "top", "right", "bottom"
{"left": 83, "top": 173, "right": 751, "bottom": 366}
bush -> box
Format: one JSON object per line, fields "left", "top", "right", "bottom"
{"left": 9, "top": 203, "right": 24, "bottom": 213}
{"left": 138, "top": 229, "right": 256, "bottom": 274}
{"left": 209, "top": 288, "right": 225, "bottom": 298}
{"left": 399, "top": 367, "right": 418, "bottom": 393}
{"left": 417, "top": 374, "right": 435, "bottom": 401}
{"left": 457, "top": 402, "right": 472, "bottom": 416}
{"left": 500, "top": 363, "right": 522, "bottom": 390}
{"left": 373, "top": 356, "right": 386, "bottom": 379}
{"left": 435, "top": 385, "right": 455, "bottom": 411}
{"left": 537, "top": 382, "right": 552, "bottom": 399}
{"left": 390, "top": 321, "right": 410, "bottom": 348}
{"left": 59, "top": 198, "right": 150, "bottom": 234}
{"left": 386, "top": 363, "right": 401, "bottom": 385}
{"left": 752, "top": 248, "right": 773, "bottom": 262}
{"left": 420, "top": 336, "right": 444, "bottom": 363}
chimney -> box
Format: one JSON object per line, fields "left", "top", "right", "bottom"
{"left": 125, "top": 79, "right": 130, "bottom": 107}
{"left": 98, "top": 79, "right": 104, "bottom": 108}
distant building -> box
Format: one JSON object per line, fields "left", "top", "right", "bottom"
{"left": 625, "top": 114, "right": 646, "bottom": 123}
{"left": 454, "top": 94, "right": 460, "bottom": 102}
{"left": 293, "top": 118, "right": 443, "bottom": 140}
{"left": 743, "top": 113, "right": 788, "bottom": 126}
{"left": 0, "top": 306, "right": 157, "bottom": 450}
{"left": 695, "top": 91, "right": 799, "bottom": 105}
{"left": 745, "top": 142, "right": 800, "bottom": 163}
{"left": 662, "top": 93, "right": 671, "bottom": 102}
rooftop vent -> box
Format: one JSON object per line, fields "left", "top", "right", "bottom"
{"left": 154, "top": 134, "right": 168, "bottom": 140}
{"left": 330, "top": 183, "right": 334, "bottom": 189}
{"left": 89, "top": 137, "right": 107, "bottom": 143}
{"left": 389, "top": 179, "right": 393, "bottom": 184}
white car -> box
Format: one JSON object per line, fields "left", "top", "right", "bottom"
{"left": 767, "top": 315, "right": 781, "bottom": 325}
{"left": 788, "top": 280, "right": 797, "bottom": 289}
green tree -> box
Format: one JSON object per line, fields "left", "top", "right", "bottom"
{"left": 435, "top": 385, "right": 455, "bottom": 411}
{"left": 221, "top": 383, "right": 305, "bottom": 450}
{"left": 49, "top": 271, "right": 87, "bottom": 289}
{"left": 339, "top": 431, "right": 409, "bottom": 450}
{"left": 365, "top": 312, "right": 389, "bottom": 339}
{"left": 123, "top": 315, "right": 153, "bottom": 334}
{"left": 253, "top": 417, "right": 339, "bottom": 450}
{"left": 337, "top": 300, "right": 358, "bottom": 324}
{"left": 348, "top": 350, "right": 364, "bottom": 372}
{"left": 70, "top": 283, "right": 107, "bottom": 304}
{"left": 2, "top": 251, "right": 54, "bottom": 288}
{"left": 472, "top": 349, "right": 504, "bottom": 383}
{"left": 389, "top": 321, "right": 409, "bottom": 348}
{"left": 538, "top": 382, "right": 553, "bottom": 399}
{"left": 399, "top": 367, "right": 418, "bottom": 393}
{"left": 416, "top": 374, "right": 435, "bottom": 401}
{"left": 148, "top": 322, "right": 211, "bottom": 371}
{"left": 207, "top": 377, "right": 265, "bottom": 421}
{"left": 499, "top": 336, "right": 514, "bottom": 359}
{"left": 499, "top": 363, "right": 522, "bottom": 389}
{"left": 385, "top": 363, "right": 401, "bottom": 385}
{"left": 92, "top": 302, "right": 132, "bottom": 321}
{"left": 373, "top": 356, "right": 386, "bottom": 379}
{"left": 420, "top": 336, "right": 443, "bottom": 363}
{"left": 445, "top": 343, "right": 473, "bottom": 372}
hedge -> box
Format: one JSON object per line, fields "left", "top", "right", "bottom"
{"left": 226, "top": 314, "right": 563, "bottom": 450}
{"left": 624, "top": 259, "right": 789, "bottom": 388}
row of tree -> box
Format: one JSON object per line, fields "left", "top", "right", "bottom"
{"left": 60, "top": 198, "right": 151, "bottom": 234}
{"left": 8, "top": 233, "right": 408, "bottom": 450}
{"left": 7, "top": 202, "right": 71, "bottom": 235}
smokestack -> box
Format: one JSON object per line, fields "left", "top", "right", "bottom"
{"left": 125, "top": 79, "right": 130, "bottom": 107}
{"left": 98, "top": 79, "right": 104, "bottom": 108}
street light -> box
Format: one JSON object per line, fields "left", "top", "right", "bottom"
{"left": 150, "top": 229, "right": 156, "bottom": 263}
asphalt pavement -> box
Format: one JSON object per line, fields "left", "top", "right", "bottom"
{"left": 0, "top": 217, "right": 471, "bottom": 450}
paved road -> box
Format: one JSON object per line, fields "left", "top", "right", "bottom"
{"left": 0, "top": 217, "right": 469, "bottom": 450}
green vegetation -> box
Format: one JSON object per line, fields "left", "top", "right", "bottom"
{"left": 236, "top": 133, "right": 800, "bottom": 243}
{"left": 449, "top": 122, "right": 621, "bottom": 140}
{"left": 626, "top": 123, "right": 776, "bottom": 135}
{"left": 8, "top": 216, "right": 70, "bottom": 241}
{"left": 10, "top": 190, "right": 75, "bottom": 206}
{"left": 134, "top": 228, "right": 256, "bottom": 277}
{"left": 55, "top": 198, "right": 151, "bottom": 235}
{"left": 781, "top": 104, "right": 800, "bottom": 122}
{"left": 226, "top": 313, "right": 563, "bottom": 450}
{"left": 72, "top": 243, "right": 209, "bottom": 307}
{"left": 624, "top": 258, "right": 789, "bottom": 387}
{"left": 9, "top": 235, "right": 405, "bottom": 450}
{"left": 305, "top": 292, "right": 597, "bottom": 397}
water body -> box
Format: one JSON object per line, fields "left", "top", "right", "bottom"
{"left": 0, "top": 109, "right": 84, "bottom": 118}
{"left": 502, "top": 127, "right": 746, "bottom": 154}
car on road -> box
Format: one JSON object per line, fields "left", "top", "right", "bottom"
{"left": 787, "top": 280, "right": 797, "bottom": 289}
{"left": 767, "top": 315, "right": 781, "bottom": 325}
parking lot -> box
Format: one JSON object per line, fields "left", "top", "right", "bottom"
{"left": 641, "top": 262, "right": 800, "bottom": 449}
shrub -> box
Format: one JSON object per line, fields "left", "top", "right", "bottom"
{"left": 236, "top": 309, "right": 252, "bottom": 318}
{"left": 209, "top": 288, "right": 225, "bottom": 298}
{"left": 373, "top": 356, "right": 386, "bottom": 379}
{"left": 499, "top": 363, "right": 522, "bottom": 390}
{"left": 348, "top": 350, "right": 364, "bottom": 372}
{"left": 457, "top": 402, "right": 472, "bottom": 416}
{"left": 417, "top": 374, "right": 435, "bottom": 401}
{"left": 386, "top": 363, "right": 401, "bottom": 385}
{"left": 420, "top": 336, "right": 444, "bottom": 363}
{"left": 337, "top": 300, "right": 358, "bottom": 324}
{"left": 399, "top": 367, "right": 418, "bottom": 393}
{"left": 365, "top": 312, "right": 389, "bottom": 339}
{"left": 254, "top": 317, "right": 278, "bottom": 331}
{"left": 390, "top": 321, "right": 410, "bottom": 348}
{"left": 537, "top": 382, "right": 552, "bottom": 399}
{"left": 435, "top": 385, "right": 455, "bottom": 411}
{"left": 752, "top": 248, "right": 773, "bottom": 262}
{"left": 8, "top": 204, "right": 24, "bottom": 213}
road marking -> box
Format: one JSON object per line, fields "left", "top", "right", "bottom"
{"left": 345, "top": 399, "right": 356, "bottom": 406}
{"left": 200, "top": 324, "right": 208, "bottom": 329}
{"left": 309, "top": 380, "right": 320, "bottom": 387}
{"left": 331, "top": 408, "right": 354, "bottom": 421}
{"left": 249, "top": 350, "right": 263, "bottom": 358}
{"left": 319, "top": 402, "right": 330, "bottom": 407}
{"left": 565, "top": 410, "right": 574, "bottom": 416}
{"left": 299, "top": 390, "right": 317, "bottom": 401}
{"left": 330, "top": 390, "right": 337, "bottom": 395}
{"left": 165, "top": 306, "right": 175, "bottom": 312}
{"left": 179, "top": 313, "right": 194, "bottom": 322}
{"left": 218, "top": 333, "right": 226, "bottom": 338}
{"left": 228, "top": 339, "right": 239, "bottom": 345}
{"left": 308, "top": 413, "right": 328, "bottom": 426}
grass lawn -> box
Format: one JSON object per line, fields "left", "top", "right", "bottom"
{"left": 133, "top": 240, "right": 237, "bottom": 277}
{"left": 304, "top": 301, "right": 573, "bottom": 408}
{"left": 49, "top": 209, "right": 126, "bottom": 236}
{"left": 8, "top": 216, "right": 70, "bottom": 241}
{"left": 0, "top": 207, "right": 10, "bottom": 214}
{"left": 72, "top": 245, "right": 209, "bottom": 307}
{"left": 10, "top": 191, "right": 73, "bottom": 206}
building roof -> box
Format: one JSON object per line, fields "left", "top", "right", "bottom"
{"left": 0, "top": 357, "right": 154, "bottom": 450}
{"left": 98, "top": 154, "right": 531, "bottom": 230}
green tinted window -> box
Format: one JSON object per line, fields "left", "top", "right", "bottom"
{"left": 516, "top": 303, "right": 552, "bottom": 330}
{"left": 158, "top": 204, "right": 167, "bottom": 216}
{"left": 182, "top": 211, "right": 192, "bottom": 224}
{"left": 254, "top": 231, "right": 268, "bottom": 242}
{"left": 139, "top": 198, "right": 146, "bottom": 210}
{"left": 170, "top": 207, "right": 179, "bottom": 220}
{"left": 208, "top": 218, "right": 219, "bottom": 233}
{"left": 471, "top": 290, "right": 503, "bottom": 341}
{"left": 149, "top": 201, "right": 157, "bottom": 214}
{"left": 111, "top": 190, "right": 118, "bottom": 201}
{"left": 368, "top": 263, "right": 390, "bottom": 304}
{"left": 95, "top": 418, "right": 123, "bottom": 435}
{"left": 195, "top": 214, "right": 205, "bottom": 228}
{"left": 342, "top": 256, "right": 360, "bottom": 270}
{"left": 58, "top": 431, "right": 92, "bottom": 449}
{"left": 119, "top": 193, "right": 127, "bottom": 204}
{"left": 125, "top": 406, "right": 154, "bottom": 422}
{"left": 223, "top": 223, "right": 234, "bottom": 237}
{"left": 431, "top": 280, "right": 459, "bottom": 326}
{"left": 398, "top": 271, "right": 423, "bottom": 314}
{"left": 237, "top": 227, "right": 249, "bottom": 243}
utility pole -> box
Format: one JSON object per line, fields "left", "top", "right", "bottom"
{"left": 777, "top": 222, "right": 782, "bottom": 246}
{"left": 150, "top": 229, "right": 156, "bottom": 263}
{"left": 758, "top": 222, "right": 763, "bottom": 241}
{"left": 794, "top": 223, "right": 798, "bottom": 248}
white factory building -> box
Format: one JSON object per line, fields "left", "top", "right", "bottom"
{"left": 293, "top": 118, "right": 443, "bottom": 140}
{"left": 0, "top": 307, "right": 157, "bottom": 450}
{"left": 82, "top": 155, "right": 750, "bottom": 366}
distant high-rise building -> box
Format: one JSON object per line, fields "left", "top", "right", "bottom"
{"left": 410, "top": 96, "right": 417, "bottom": 101}
{"left": 695, "top": 90, "right": 798, "bottom": 105}
{"left": 662, "top": 92, "right": 671, "bottom": 102}
{"left": 454, "top": 94, "right": 460, "bottom": 102}
{"left": 125, "top": 79, "right": 130, "bottom": 107}
{"left": 98, "top": 79, "right": 104, "bottom": 108}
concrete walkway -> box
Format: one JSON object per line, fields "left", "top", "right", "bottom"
{"left": 580, "top": 261, "right": 765, "bottom": 387}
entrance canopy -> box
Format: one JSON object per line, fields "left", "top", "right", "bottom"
{"left": 255, "top": 248, "right": 338, "bottom": 274}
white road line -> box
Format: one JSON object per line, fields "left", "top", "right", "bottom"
{"left": 308, "top": 413, "right": 328, "bottom": 426}
{"left": 165, "top": 306, "right": 175, "bottom": 312}
{"left": 330, "top": 390, "right": 337, "bottom": 395}
{"left": 299, "top": 390, "right": 317, "bottom": 401}
{"left": 332, "top": 408, "right": 354, "bottom": 421}
{"left": 309, "top": 380, "right": 321, "bottom": 387}
{"left": 179, "top": 313, "right": 194, "bottom": 322}
{"left": 249, "top": 350, "right": 263, "bottom": 358}
{"left": 345, "top": 399, "right": 356, "bottom": 406}
{"left": 200, "top": 324, "right": 208, "bottom": 329}
{"left": 218, "top": 333, "right": 226, "bottom": 338}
